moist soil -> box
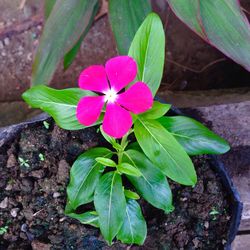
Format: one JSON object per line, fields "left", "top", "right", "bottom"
{"left": 0, "top": 119, "right": 230, "bottom": 250}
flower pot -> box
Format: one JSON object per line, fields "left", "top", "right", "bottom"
{"left": 0, "top": 110, "right": 242, "bottom": 249}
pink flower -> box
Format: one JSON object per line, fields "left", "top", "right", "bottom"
{"left": 76, "top": 56, "right": 153, "bottom": 138}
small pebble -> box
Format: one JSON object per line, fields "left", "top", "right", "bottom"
{"left": 0, "top": 197, "right": 8, "bottom": 209}
{"left": 10, "top": 208, "right": 19, "bottom": 217}
{"left": 4, "top": 37, "right": 10, "bottom": 46}
{"left": 204, "top": 221, "right": 209, "bottom": 229}
{"left": 53, "top": 192, "right": 61, "bottom": 198}
{"left": 0, "top": 40, "right": 4, "bottom": 49}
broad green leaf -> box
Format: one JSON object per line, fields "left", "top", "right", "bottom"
{"left": 123, "top": 150, "right": 173, "bottom": 212}
{"left": 124, "top": 189, "right": 140, "bottom": 200}
{"left": 141, "top": 101, "right": 171, "bottom": 120}
{"left": 44, "top": 0, "right": 57, "bottom": 20}
{"left": 32, "top": 0, "right": 99, "bottom": 85}
{"left": 22, "top": 85, "right": 100, "bottom": 130}
{"left": 94, "top": 171, "right": 126, "bottom": 245}
{"left": 167, "top": 0, "right": 250, "bottom": 71}
{"left": 63, "top": 2, "right": 99, "bottom": 70}
{"left": 158, "top": 116, "right": 230, "bottom": 155}
{"left": 128, "top": 13, "right": 165, "bottom": 96}
{"left": 117, "top": 199, "right": 147, "bottom": 245}
{"left": 95, "top": 157, "right": 116, "bottom": 167}
{"left": 66, "top": 211, "right": 99, "bottom": 228}
{"left": 134, "top": 118, "right": 197, "bottom": 186}
{"left": 67, "top": 148, "right": 113, "bottom": 210}
{"left": 109, "top": 0, "right": 152, "bottom": 55}
{"left": 118, "top": 162, "right": 142, "bottom": 177}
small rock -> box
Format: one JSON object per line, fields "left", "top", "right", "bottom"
{"left": 204, "top": 221, "right": 209, "bottom": 229}
{"left": 192, "top": 237, "right": 200, "bottom": 248}
{"left": 10, "top": 208, "right": 20, "bottom": 217}
{"left": 31, "top": 240, "right": 52, "bottom": 250}
{"left": 57, "top": 160, "right": 70, "bottom": 184}
{"left": 30, "top": 170, "right": 45, "bottom": 179}
{"left": 53, "top": 192, "right": 61, "bottom": 198}
{"left": 6, "top": 154, "right": 17, "bottom": 168}
{"left": 23, "top": 208, "right": 34, "bottom": 221}
{"left": 0, "top": 197, "right": 8, "bottom": 209}
{"left": 5, "top": 184, "right": 12, "bottom": 191}
{"left": 4, "top": 37, "right": 10, "bottom": 46}
{"left": 21, "top": 178, "right": 34, "bottom": 193}
{"left": 0, "top": 40, "right": 3, "bottom": 49}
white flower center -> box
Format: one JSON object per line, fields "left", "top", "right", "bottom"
{"left": 104, "top": 88, "right": 118, "bottom": 103}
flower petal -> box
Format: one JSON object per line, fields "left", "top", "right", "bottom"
{"left": 117, "top": 82, "right": 153, "bottom": 114}
{"left": 103, "top": 103, "right": 133, "bottom": 138}
{"left": 78, "top": 65, "right": 109, "bottom": 93}
{"left": 76, "top": 96, "right": 104, "bottom": 126}
{"left": 105, "top": 56, "right": 137, "bottom": 92}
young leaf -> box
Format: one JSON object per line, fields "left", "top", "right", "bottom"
{"left": 124, "top": 189, "right": 140, "bottom": 200}
{"left": 22, "top": 85, "right": 101, "bottom": 130}
{"left": 66, "top": 211, "right": 99, "bottom": 228}
{"left": 94, "top": 171, "right": 126, "bottom": 245}
{"left": 95, "top": 157, "right": 116, "bottom": 167}
{"left": 123, "top": 150, "right": 173, "bottom": 213}
{"left": 117, "top": 199, "right": 147, "bottom": 245}
{"left": 32, "top": 0, "right": 99, "bottom": 85}
{"left": 141, "top": 101, "right": 171, "bottom": 120}
{"left": 67, "top": 148, "right": 113, "bottom": 210}
{"left": 128, "top": 13, "right": 165, "bottom": 96}
{"left": 167, "top": 0, "right": 250, "bottom": 71}
{"left": 100, "top": 126, "right": 122, "bottom": 150}
{"left": 109, "top": 0, "right": 152, "bottom": 55}
{"left": 134, "top": 118, "right": 197, "bottom": 186}
{"left": 158, "top": 116, "right": 230, "bottom": 155}
{"left": 118, "top": 162, "right": 142, "bottom": 177}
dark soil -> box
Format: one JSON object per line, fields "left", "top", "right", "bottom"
{"left": 0, "top": 119, "right": 231, "bottom": 250}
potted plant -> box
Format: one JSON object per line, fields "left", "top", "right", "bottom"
{"left": 0, "top": 13, "right": 242, "bottom": 249}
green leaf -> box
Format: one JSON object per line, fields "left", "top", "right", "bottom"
{"left": 95, "top": 157, "right": 116, "bottom": 167}
{"left": 63, "top": 2, "right": 99, "bottom": 70}
{"left": 44, "top": 0, "right": 57, "bottom": 20}
{"left": 66, "top": 211, "right": 99, "bottom": 228}
{"left": 167, "top": 0, "right": 250, "bottom": 71}
{"left": 32, "top": 0, "right": 99, "bottom": 85}
{"left": 124, "top": 189, "right": 140, "bottom": 200}
{"left": 22, "top": 85, "right": 100, "bottom": 130}
{"left": 158, "top": 116, "right": 230, "bottom": 155}
{"left": 117, "top": 199, "right": 147, "bottom": 245}
{"left": 123, "top": 150, "right": 173, "bottom": 212}
{"left": 109, "top": 0, "right": 152, "bottom": 55}
{"left": 134, "top": 118, "right": 197, "bottom": 186}
{"left": 67, "top": 148, "right": 113, "bottom": 210}
{"left": 100, "top": 126, "right": 122, "bottom": 150}
{"left": 141, "top": 101, "right": 171, "bottom": 120}
{"left": 128, "top": 13, "right": 165, "bottom": 96}
{"left": 118, "top": 163, "right": 142, "bottom": 177}
{"left": 94, "top": 171, "right": 126, "bottom": 245}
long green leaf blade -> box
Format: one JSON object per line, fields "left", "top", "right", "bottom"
{"left": 117, "top": 199, "right": 147, "bottom": 245}
{"left": 123, "top": 150, "right": 173, "bottom": 212}
{"left": 167, "top": 0, "right": 250, "bottom": 71}
{"left": 134, "top": 118, "right": 197, "bottom": 186}
{"left": 67, "top": 148, "right": 113, "bottom": 210}
{"left": 32, "top": 0, "right": 98, "bottom": 85}
{"left": 94, "top": 171, "right": 126, "bottom": 245}
{"left": 128, "top": 13, "right": 165, "bottom": 96}
{"left": 22, "top": 85, "right": 98, "bottom": 130}
{"left": 158, "top": 116, "right": 230, "bottom": 155}
{"left": 44, "top": 0, "right": 57, "bottom": 20}
{"left": 109, "top": 0, "right": 152, "bottom": 55}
